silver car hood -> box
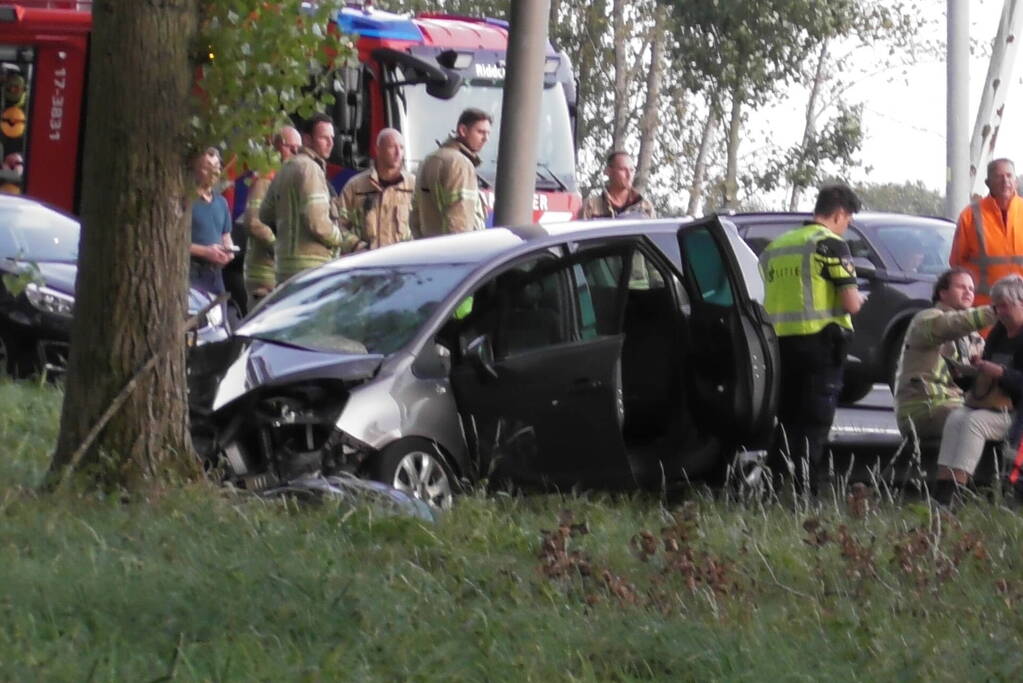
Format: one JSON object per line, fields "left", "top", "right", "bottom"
{"left": 212, "top": 339, "right": 384, "bottom": 411}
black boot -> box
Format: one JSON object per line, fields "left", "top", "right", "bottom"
{"left": 934, "top": 479, "right": 956, "bottom": 507}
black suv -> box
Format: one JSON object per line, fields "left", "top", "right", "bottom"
{"left": 727, "top": 211, "right": 955, "bottom": 404}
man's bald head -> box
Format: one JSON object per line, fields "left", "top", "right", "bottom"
{"left": 273, "top": 125, "right": 301, "bottom": 161}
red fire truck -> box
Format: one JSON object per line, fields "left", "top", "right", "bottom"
{"left": 0, "top": 2, "right": 582, "bottom": 223}
{"left": 0, "top": 1, "right": 88, "bottom": 213}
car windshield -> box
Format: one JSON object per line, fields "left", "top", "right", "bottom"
{"left": 237, "top": 264, "right": 473, "bottom": 355}
{"left": 401, "top": 80, "right": 576, "bottom": 191}
{"left": 0, "top": 201, "right": 79, "bottom": 262}
{"left": 873, "top": 222, "right": 955, "bottom": 275}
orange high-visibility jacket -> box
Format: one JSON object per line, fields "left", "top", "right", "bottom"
{"left": 950, "top": 194, "right": 1023, "bottom": 304}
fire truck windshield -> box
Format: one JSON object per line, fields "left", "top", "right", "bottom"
{"left": 402, "top": 81, "right": 576, "bottom": 193}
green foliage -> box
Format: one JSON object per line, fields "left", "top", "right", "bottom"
{"left": 661, "top": 0, "right": 921, "bottom": 105}
{"left": 0, "top": 260, "right": 41, "bottom": 297}
{"left": 755, "top": 104, "right": 865, "bottom": 194}
{"left": 854, "top": 179, "right": 946, "bottom": 216}
{"left": 8, "top": 382, "right": 1023, "bottom": 679}
{"left": 194, "top": 0, "right": 356, "bottom": 173}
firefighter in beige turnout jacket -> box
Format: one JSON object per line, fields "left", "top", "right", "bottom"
{"left": 336, "top": 128, "right": 415, "bottom": 252}
{"left": 242, "top": 126, "right": 301, "bottom": 302}
{"left": 894, "top": 268, "right": 994, "bottom": 439}
{"left": 411, "top": 107, "right": 491, "bottom": 238}
{"left": 260, "top": 113, "right": 342, "bottom": 283}
{"left": 582, "top": 151, "right": 656, "bottom": 219}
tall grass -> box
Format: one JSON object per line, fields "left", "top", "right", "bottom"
{"left": 2, "top": 379, "right": 1023, "bottom": 680}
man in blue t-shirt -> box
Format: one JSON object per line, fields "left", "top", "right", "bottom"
{"left": 188, "top": 146, "right": 235, "bottom": 294}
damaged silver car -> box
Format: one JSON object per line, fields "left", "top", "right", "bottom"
{"left": 191, "top": 218, "right": 780, "bottom": 508}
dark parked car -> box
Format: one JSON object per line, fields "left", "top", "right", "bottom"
{"left": 194, "top": 217, "right": 780, "bottom": 508}
{"left": 728, "top": 211, "right": 955, "bottom": 403}
{"left": 0, "top": 194, "right": 230, "bottom": 377}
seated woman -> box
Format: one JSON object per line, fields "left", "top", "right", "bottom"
{"left": 894, "top": 268, "right": 993, "bottom": 440}
{"left": 935, "top": 274, "right": 1023, "bottom": 505}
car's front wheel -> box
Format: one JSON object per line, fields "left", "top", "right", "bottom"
{"left": 371, "top": 438, "right": 455, "bottom": 510}
{"left": 0, "top": 331, "right": 29, "bottom": 378}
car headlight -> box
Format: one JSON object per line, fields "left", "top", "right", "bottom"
{"left": 204, "top": 301, "right": 224, "bottom": 328}
{"left": 25, "top": 282, "right": 74, "bottom": 318}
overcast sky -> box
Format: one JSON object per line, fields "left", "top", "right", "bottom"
{"left": 747, "top": 0, "right": 1013, "bottom": 201}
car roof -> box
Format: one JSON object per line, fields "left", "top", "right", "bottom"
{"left": 316, "top": 218, "right": 698, "bottom": 270}
{"left": 724, "top": 210, "right": 953, "bottom": 228}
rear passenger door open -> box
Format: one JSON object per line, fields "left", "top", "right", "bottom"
{"left": 678, "top": 218, "right": 778, "bottom": 448}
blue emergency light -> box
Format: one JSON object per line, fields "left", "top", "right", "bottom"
{"left": 336, "top": 7, "right": 423, "bottom": 42}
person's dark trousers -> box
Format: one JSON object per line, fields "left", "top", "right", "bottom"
{"left": 189, "top": 259, "right": 226, "bottom": 296}
{"left": 769, "top": 325, "right": 847, "bottom": 495}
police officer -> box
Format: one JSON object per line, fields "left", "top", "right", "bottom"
{"left": 761, "top": 184, "right": 864, "bottom": 494}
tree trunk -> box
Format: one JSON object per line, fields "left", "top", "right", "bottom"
{"left": 633, "top": 4, "right": 667, "bottom": 191}
{"left": 788, "top": 41, "right": 829, "bottom": 211}
{"left": 723, "top": 89, "right": 743, "bottom": 210}
{"left": 687, "top": 104, "right": 719, "bottom": 216}
{"left": 610, "top": 0, "right": 629, "bottom": 151}
{"left": 48, "top": 0, "right": 199, "bottom": 490}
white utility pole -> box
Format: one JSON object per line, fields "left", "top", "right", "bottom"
{"left": 970, "top": 0, "right": 1023, "bottom": 195}
{"left": 947, "top": 0, "right": 970, "bottom": 219}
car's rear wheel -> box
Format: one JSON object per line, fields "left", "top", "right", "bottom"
{"left": 371, "top": 438, "right": 455, "bottom": 510}
{"left": 839, "top": 376, "right": 873, "bottom": 404}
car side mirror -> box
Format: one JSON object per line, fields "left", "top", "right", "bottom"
{"left": 465, "top": 334, "right": 498, "bottom": 380}
{"left": 852, "top": 257, "right": 877, "bottom": 279}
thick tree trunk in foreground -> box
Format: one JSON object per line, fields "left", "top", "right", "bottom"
{"left": 49, "top": 0, "right": 199, "bottom": 489}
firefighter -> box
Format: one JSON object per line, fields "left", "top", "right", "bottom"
{"left": 582, "top": 151, "right": 655, "bottom": 219}
{"left": 336, "top": 128, "right": 415, "bottom": 253}
{"left": 259, "top": 113, "right": 342, "bottom": 283}
{"left": 411, "top": 107, "right": 491, "bottom": 237}
{"left": 893, "top": 268, "right": 993, "bottom": 441}
{"left": 761, "top": 184, "right": 864, "bottom": 495}
{"left": 241, "top": 125, "right": 301, "bottom": 306}
{"left": 950, "top": 157, "right": 1023, "bottom": 306}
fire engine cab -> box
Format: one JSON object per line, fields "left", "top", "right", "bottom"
{"left": 318, "top": 4, "right": 582, "bottom": 224}
{"left": 0, "top": 1, "right": 88, "bottom": 213}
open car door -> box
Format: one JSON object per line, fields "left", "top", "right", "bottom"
{"left": 677, "top": 217, "right": 779, "bottom": 449}
{"left": 448, "top": 250, "right": 634, "bottom": 489}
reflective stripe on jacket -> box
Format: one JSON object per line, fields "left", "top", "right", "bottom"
{"left": 259, "top": 148, "right": 341, "bottom": 283}
{"left": 760, "top": 223, "right": 855, "bottom": 337}
{"left": 894, "top": 303, "right": 993, "bottom": 422}
{"left": 336, "top": 166, "right": 415, "bottom": 252}
{"left": 410, "top": 137, "right": 485, "bottom": 237}
{"left": 242, "top": 173, "right": 277, "bottom": 293}
{"left": 950, "top": 194, "right": 1023, "bottom": 302}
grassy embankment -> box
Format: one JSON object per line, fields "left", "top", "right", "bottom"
{"left": 2, "top": 379, "right": 1023, "bottom": 680}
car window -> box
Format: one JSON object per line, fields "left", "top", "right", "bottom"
{"left": 741, "top": 222, "right": 800, "bottom": 255}
{"left": 873, "top": 223, "right": 954, "bottom": 274}
{"left": 0, "top": 202, "right": 79, "bottom": 261}
{"left": 843, "top": 227, "right": 877, "bottom": 264}
{"left": 573, "top": 250, "right": 628, "bottom": 340}
{"left": 238, "top": 264, "right": 474, "bottom": 355}
{"left": 681, "top": 227, "right": 735, "bottom": 306}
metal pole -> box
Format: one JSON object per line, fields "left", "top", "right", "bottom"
{"left": 946, "top": 0, "right": 970, "bottom": 219}
{"left": 493, "top": 0, "right": 550, "bottom": 227}
{"left": 970, "top": 0, "right": 1023, "bottom": 195}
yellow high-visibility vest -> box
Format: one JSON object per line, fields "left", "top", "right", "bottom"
{"left": 760, "top": 223, "right": 854, "bottom": 337}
